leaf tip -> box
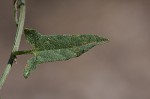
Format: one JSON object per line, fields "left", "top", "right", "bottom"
{"left": 23, "top": 64, "right": 30, "bottom": 79}
{"left": 23, "top": 69, "right": 30, "bottom": 79}
{"left": 96, "top": 36, "right": 109, "bottom": 44}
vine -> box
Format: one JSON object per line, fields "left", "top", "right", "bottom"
{"left": 0, "top": 0, "right": 108, "bottom": 98}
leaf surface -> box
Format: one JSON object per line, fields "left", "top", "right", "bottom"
{"left": 23, "top": 28, "right": 108, "bottom": 78}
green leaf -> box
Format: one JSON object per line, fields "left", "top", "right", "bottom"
{"left": 23, "top": 28, "right": 108, "bottom": 78}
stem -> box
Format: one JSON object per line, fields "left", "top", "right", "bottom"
{"left": 0, "top": 0, "right": 26, "bottom": 90}
{"left": 14, "top": 0, "right": 18, "bottom": 26}
{"left": 13, "top": 50, "right": 33, "bottom": 56}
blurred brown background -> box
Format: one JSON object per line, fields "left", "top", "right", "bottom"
{"left": 0, "top": 0, "right": 150, "bottom": 99}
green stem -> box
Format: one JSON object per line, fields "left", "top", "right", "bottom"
{"left": 13, "top": 50, "right": 33, "bottom": 56}
{"left": 14, "top": 0, "right": 18, "bottom": 26}
{"left": 0, "top": 0, "right": 26, "bottom": 90}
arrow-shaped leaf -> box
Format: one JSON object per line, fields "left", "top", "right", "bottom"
{"left": 23, "top": 28, "right": 108, "bottom": 78}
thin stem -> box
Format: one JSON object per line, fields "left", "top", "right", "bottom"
{"left": 14, "top": 0, "right": 18, "bottom": 26}
{"left": 0, "top": 0, "right": 26, "bottom": 90}
{"left": 13, "top": 50, "right": 33, "bottom": 56}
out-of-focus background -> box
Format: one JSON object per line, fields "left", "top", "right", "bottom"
{"left": 0, "top": 0, "right": 150, "bottom": 99}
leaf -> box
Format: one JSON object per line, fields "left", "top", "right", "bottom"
{"left": 23, "top": 28, "right": 108, "bottom": 78}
